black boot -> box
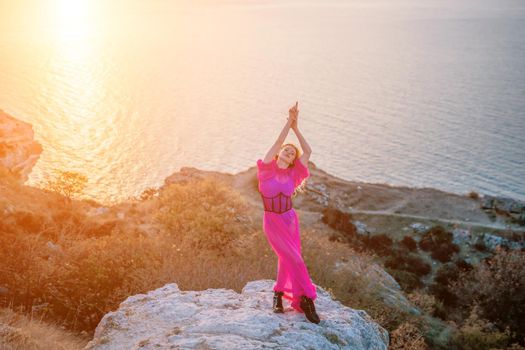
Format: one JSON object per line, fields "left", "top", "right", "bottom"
{"left": 273, "top": 291, "right": 284, "bottom": 313}
{"left": 300, "top": 295, "right": 320, "bottom": 324}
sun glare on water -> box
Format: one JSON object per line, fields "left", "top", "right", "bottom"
{"left": 51, "top": 0, "right": 95, "bottom": 41}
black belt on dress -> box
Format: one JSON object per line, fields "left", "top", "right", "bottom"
{"left": 260, "top": 191, "right": 293, "bottom": 214}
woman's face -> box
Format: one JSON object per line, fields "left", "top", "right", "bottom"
{"left": 278, "top": 145, "right": 297, "bottom": 164}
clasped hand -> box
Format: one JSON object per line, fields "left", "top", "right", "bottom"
{"left": 287, "top": 101, "right": 299, "bottom": 129}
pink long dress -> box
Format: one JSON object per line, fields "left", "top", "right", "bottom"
{"left": 256, "top": 157, "right": 317, "bottom": 312}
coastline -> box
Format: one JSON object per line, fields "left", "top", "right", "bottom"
{"left": 2, "top": 107, "right": 524, "bottom": 239}
{"left": 157, "top": 161, "right": 525, "bottom": 240}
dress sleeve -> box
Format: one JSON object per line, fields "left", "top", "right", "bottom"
{"left": 292, "top": 158, "right": 310, "bottom": 188}
{"left": 256, "top": 158, "right": 275, "bottom": 181}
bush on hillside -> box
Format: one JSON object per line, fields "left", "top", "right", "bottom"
{"left": 386, "top": 268, "right": 424, "bottom": 292}
{"left": 400, "top": 235, "right": 418, "bottom": 252}
{"left": 451, "top": 305, "right": 523, "bottom": 350}
{"left": 430, "top": 243, "right": 461, "bottom": 263}
{"left": 51, "top": 209, "right": 84, "bottom": 227}
{"left": 428, "top": 263, "right": 462, "bottom": 309}
{"left": 44, "top": 170, "right": 88, "bottom": 200}
{"left": 321, "top": 206, "right": 357, "bottom": 238}
{"left": 407, "top": 290, "right": 444, "bottom": 318}
{"left": 473, "top": 240, "right": 488, "bottom": 252}
{"left": 450, "top": 248, "right": 525, "bottom": 347}
{"left": 384, "top": 252, "right": 431, "bottom": 277}
{"left": 0, "top": 229, "right": 166, "bottom": 331}
{"left": 154, "top": 178, "right": 250, "bottom": 252}
{"left": 3, "top": 210, "right": 47, "bottom": 234}
{"left": 419, "top": 225, "right": 453, "bottom": 251}
{"left": 80, "top": 220, "right": 120, "bottom": 238}
{"left": 0, "top": 165, "right": 20, "bottom": 186}
{"left": 434, "top": 263, "right": 460, "bottom": 285}
{"left": 454, "top": 258, "right": 473, "bottom": 272}
{"left": 418, "top": 225, "right": 460, "bottom": 262}
{"left": 140, "top": 187, "right": 159, "bottom": 201}
{"left": 467, "top": 191, "right": 480, "bottom": 200}
{"left": 364, "top": 233, "right": 393, "bottom": 256}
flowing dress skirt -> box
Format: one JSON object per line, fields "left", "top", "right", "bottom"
{"left": 263, "top": 208, "right": 317, "bottom": 312}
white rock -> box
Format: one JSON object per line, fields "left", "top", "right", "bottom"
{"left": 409, "top": 222, "right": 429, "bottom": 234}
{"left": 87, "top": 207, "right": 109, "bottom": 216}
{"left": 46, "top": 241, "right": 63, "bottom": 254}
{"left": 85, "top": 280, "right": 389, "bottom": 350}
{"left": 452, "top": 228, "right": 472, "bottom": 245}
{"left": 308, "top": 182, "right": 330, "bottom": 207}
{"left": 353, "top": 220, "right": 370, "bottom": 236}
{"left": 482, "top": 233, "right": 506, "bottom": 250}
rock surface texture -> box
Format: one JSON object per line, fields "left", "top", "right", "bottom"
{"left": 0, "top": 110, "right": 42, "bottom": 182}
{"left": 85, "top": 280, "right": 389, "bottom": 350}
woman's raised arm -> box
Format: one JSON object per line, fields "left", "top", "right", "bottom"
{"left": 293, "top": 126, "right": 312, "bottom": 166}
{"left": 262, "top": 103, "right": 298, "bottom": 163}
{"left": 291, "top": 102, "right": 312, "bottom": 165}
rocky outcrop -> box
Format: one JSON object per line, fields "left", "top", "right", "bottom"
{"left": 0, "top": 110, "right": 42, "bottom": 182}
{"left": 85, "top": 280, "right": 389, "bottom": 350}
{"left": 409, "top": 222, "right": 430, "bottom": 234}
{"left": 481, "top": 195, "right": 525, "bottom": 224}
{"left": 478, "top": 232, "right": 525, "bottom": 251}
{"left": 334, "top": 260, "right": 421, "bottom": 316}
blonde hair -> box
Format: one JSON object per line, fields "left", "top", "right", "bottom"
{"left": 274, "top": 143, "right": 308, "bottom": 197}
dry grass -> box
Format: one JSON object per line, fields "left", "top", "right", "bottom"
{"left": 407, "top": 290, "right": 442, "bottom": 316}
{"left": 389, "top": 321, "right": 429, "bottom": 350}
{"left": 0, "top": 306, "right": 88, "bottom": 350}
{"left": 154, "top": 178, "right": 253, "bottom": 252}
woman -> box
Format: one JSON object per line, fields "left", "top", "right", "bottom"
{"left": 256, "top": 101, "right": 320, "bottom": 324}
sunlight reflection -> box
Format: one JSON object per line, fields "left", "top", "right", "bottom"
{"left": 51, "top": 0, "right": 95, "bottom": 41}
{"left": 44, "top": 40, "right": 106, "bottom": 150}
